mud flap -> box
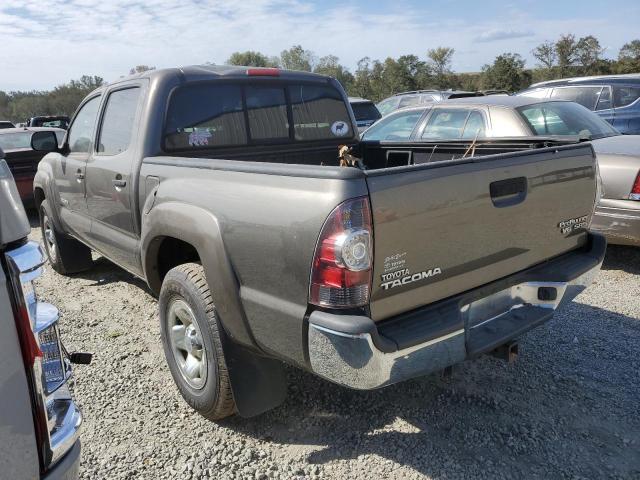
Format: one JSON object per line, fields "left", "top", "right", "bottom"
{"left": 220, "top": 330, "right": 288, "bottom": 418}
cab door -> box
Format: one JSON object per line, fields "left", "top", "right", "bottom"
{"left": 85, "top": 84, "right": 144, "bottom": 273}
{"left": 54, "top": 94, "right": 102, "bottom": 240}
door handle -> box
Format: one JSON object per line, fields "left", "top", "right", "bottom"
{"left": 112, "top": 178, "right": 127, "bottom": 189}
{"left": 490, "top": 177, "right": 527, "bottom": 207}
{"left": 75, "top": 170, "right": 85, "bottom": 181}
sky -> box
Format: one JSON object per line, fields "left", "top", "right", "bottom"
{"left": 1, "top": 0, "right": 638, "bottom": 91}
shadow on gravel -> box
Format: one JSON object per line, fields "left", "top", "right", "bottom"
{"left": 602, "top": 244, "right": 640, "bottom": 274}
{"left": 224, "top": 303, "right": 640, "bottom": 478}
{"left": 69, "top": 257, "right": 153, "bottom": 293}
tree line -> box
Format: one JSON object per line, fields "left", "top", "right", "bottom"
{"left": 1, "top": 35, "right": 639, "bottom": 123}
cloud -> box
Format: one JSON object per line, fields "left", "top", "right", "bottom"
{"left": 475, "top": 29, "right": 535, "bottom": 43}
{"left": 0, "top": 0, "right": 638, "bottom": 91}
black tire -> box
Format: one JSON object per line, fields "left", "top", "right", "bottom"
{"left": 159, "top": 263, "right": 236, "bottom": 420}
{"left": 39, "top": 199, "right": 93, "bottom": 275}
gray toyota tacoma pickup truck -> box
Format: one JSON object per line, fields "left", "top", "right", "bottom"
{"left": 0, "top": 149, "right": 82, "bottom": 479}
{"left": 31, "top": 66, "right": 606, "bottom": 420}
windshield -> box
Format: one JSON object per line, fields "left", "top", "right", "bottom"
{"left": 0, "top": 132, "right": 31, "bottom": 150}
{"left": 351, "top": 102, "right": 382, "bottom": 122}
{"left": 361, "top": 109, "right": 425, "bottom": 141}
{"left": 517, "top": 101, "right": 619, "bottom": 139}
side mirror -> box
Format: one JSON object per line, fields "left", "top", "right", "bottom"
{"left": 31, "top": 130, "right": 60, "bottom": 152}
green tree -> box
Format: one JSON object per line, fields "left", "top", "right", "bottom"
{"left": 575, "top": 36, "right": 605, "bottom": 74}
{"left": 531, "top": 41, "right": 557, "bottom": 70}
{"left": 313, "top": 55, "right": 354, "bottom": 91}
{"left": 129, "top": 65, "right": 155, "bottom": 75}
{"left": 617, "top": 39, "right": 640, "bottom": 73}
{"left": 555, "top": 34, "right": 579, "bottom": 77}
{"left": 279, "top": 45, "right": 315, "bottom": 71}
{"left": 226, "top": 51, "right": 279, "bottom": 67}
{"left": 481, "top": 53, "right": 528, "bottom": 92}
{"left": 427, "top": 47, "right": 455, "bottom": 88}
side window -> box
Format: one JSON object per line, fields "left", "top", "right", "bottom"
{"left": 361, "top": 110, "right": 423, "bottom": 141}
{"left": 290, "top": 84, "right": 352, "bottom": 140}
{"left": 519, "top": 88, "right": 549, "bottom": 99}
{"left": 549, "top": 86, "right": 602, "bottom": 110}
{"left": 97, "top": 87, "right": 140, "bottom": 155}
{"left": 613, "top": 86, "right": 640, "bottom": 108}
{"left": 421, "top": 109, "right": 470, "bottom": 139}
{"left": 68, "top": 96, "right": 101, "bottom": 153}
{"left": 398, "top": 95, "right": 420, "bottom": 109}
{"left": 596, "top": 87, "right": 612, "bottom": 111}
{"left": 376, "top": 98, "right": 398, "bottom": 116}
{"left": 461, "top": 111, "right": 486, "bottom": 139}
{"left": 164, "top": 84, "right": 246, "bottom": 150}
{"left": 245, "top": 86, "right": 289, "bottom": 141}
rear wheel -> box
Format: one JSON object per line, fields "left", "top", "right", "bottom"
{"left": 159, "top": 263, "right": 236, "bottom": 420}
{"left": 39, "top": 199, "right": 93, "bottom": 274}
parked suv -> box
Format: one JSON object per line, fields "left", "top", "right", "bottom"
{"left": 0, "top": 148, "right": 82, "bottom": 479}
{"left": 518, "top": 74, "right": 640, "bottom": 134}
{"left": 348, "top": 97, "right": 381, "bottom": 132}
{"left": 376, "top": 90, "right": 483, "bottom": 116}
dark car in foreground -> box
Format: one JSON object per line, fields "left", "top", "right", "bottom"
{"left": 0, "top": 127, "right": 65, "bottom": 205}
{"left": 517, "top": 74, "right": 640, "bottom": 134}
{"left": 0, "top": 149, "right": 82, "bottom": 479}
{"left": 348, "top": 97, "right": 382, "bottom": 133}
{"left": 362, "top": 96, "right": 640, "bottom": 246}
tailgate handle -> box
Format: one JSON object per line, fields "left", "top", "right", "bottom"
{"left": 490, "top": 177, "right": 527, "bottom": 207}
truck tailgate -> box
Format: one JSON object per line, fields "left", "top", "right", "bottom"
{"left": 366, "top": 143, "right": 597, "bottom": 321}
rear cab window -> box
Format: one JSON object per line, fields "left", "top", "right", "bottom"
{"left": 164, "top": 81, "right": 353, "bottom": 151}
{"left": 421, "top": 108, "right": 486, "bottom": 140}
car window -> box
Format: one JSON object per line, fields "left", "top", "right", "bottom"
{"left": 361, "top": 110, "right": 424, "bottom": 141}
{"left": 376, "top": 97, "right": 398, "bottom": 116}
{"left": 97, "top": 87, "right": 141, "bottom": 155}
{"left": 290, "top": 84, "right": 352, "bottom": 141}
{"left": 517, "top": 101, "right": 618, "bottom": 139}
{"left": 0, "top": 132, "right": 31, "bottom": 150}
{"left": 164, "top": 84, "right": 246, "bottom": 150}
{"left": 421, "top": 109, "right": 470, "bottom": 139}
{"left": 350, "top": 102, "right": 382, "bottom": 122}
{"left": 68, "top": 96, "right": 101, "bottom": 153}
{"left": 398, "top": 95, "right": 421, "bottom": 109}
{"left": 596, "top": 87, "right": 612, "bottom": 111}
{"left": 613, "top": 86, "right": 640, "bottom": 108}
{"left": 549, "top": 86, "right": 602, "bottom": 110}
{"left": 518, "top": 88, "right": 549, "bottom": 99}
{"left": 419, "top": 94, "right": 437, "bottom": 103}
{"left": 245, "top": 86, "right": 289, "bottom": 141}
{"left": 461, "top": 111, "right": 486, "bottom": 139}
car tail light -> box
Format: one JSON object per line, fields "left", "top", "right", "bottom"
{"left": 5, "top": 242, "right": 80, "bottom": 472}
{"left": 246, "top": 68, "right": 280, "bottom": 77}
{"left": 310, "top": 197, "right": 373, "bottom": 308}
{"left": 630, "top": 170, "right": 640, "bottom": 200}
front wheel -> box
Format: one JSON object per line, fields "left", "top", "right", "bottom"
{"left": 159, "top": 263, "right": 236, "bottom": 420}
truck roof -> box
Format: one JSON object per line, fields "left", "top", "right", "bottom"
{"left": 103, "top": 65, "right": 331, "bottom": 92}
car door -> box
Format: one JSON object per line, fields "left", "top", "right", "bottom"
{"left": 85, "top": 84, "right": 143, "bottom": 272}
{"left": 54, "top": 94, "right": 102, "bottom": 239}
{"left": 612, "top": 85, "right": 640, "bottom": 134}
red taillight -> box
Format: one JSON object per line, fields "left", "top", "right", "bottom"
{"left": 309, "top": 197, "right": 373, "bottom": 308}
{"left": 14, "top": 296, "right": 43, "bottom": 367}
{"left": 630, "top": 170, "right": 640, "bottom": 200}
{"left": 246, "top": 68, "right": 280, "bottom": 77}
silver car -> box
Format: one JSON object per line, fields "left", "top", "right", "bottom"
{"left": 362, "top": 96, "right": 640, "bottom": 246}
{"left": 0, "top": 149, "right": 82, "bottom": 479}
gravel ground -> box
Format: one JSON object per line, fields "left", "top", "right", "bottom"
{"left": 30, "top": 221, "right": 640, "bottom": 480}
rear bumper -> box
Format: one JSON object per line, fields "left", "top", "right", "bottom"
{"left": 307, "top": 233, "right": 606, "bottom": 390}
{"left": 591, "top": 200, "right": 640, "bottom": 246}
